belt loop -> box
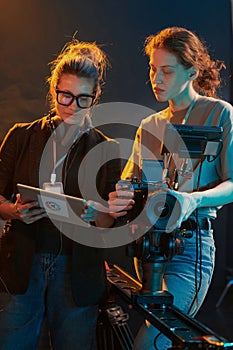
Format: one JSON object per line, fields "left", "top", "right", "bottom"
{"left": 198, "top": 218, "right": 211, "bottom": 230}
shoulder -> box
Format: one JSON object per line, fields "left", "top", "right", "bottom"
{"left": 6, "top": 115, "right": 50, "bottom": 137}
{"left": 90, "top": 127, "right": 119, "bottom": 145}
{"left": 12, "top": 115, "right": 50, "bottom": 132}
{"left": 136, "top": 109, "right": 169, "bottom": 141}
{"left": 195, "top": 96, "right": 233, "bottom": 129}
{"left": 140, "top": 108, "right": 169, "bottom": 127}
{"left": 1, "top": 116, "right": 51, "bottom": 147}
{"left": 197, "top": 95, "right": 233, "bottom": 113}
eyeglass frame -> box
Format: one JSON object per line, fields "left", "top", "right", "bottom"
{"left": 55, "top": 89, "right": 96, "bottom": 108}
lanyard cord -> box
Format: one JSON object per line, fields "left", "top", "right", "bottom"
{"left": 181, "top": 93, "right": 198, "bottom": 125}
{"left": 48, "top": 113, "right": 92, "bottom": 185}
{"left": 50, "top": 139, "right": 67, "bottom": 184}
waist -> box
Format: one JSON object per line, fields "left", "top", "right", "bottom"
{"left": 180, "top": 218, "right": 212, "bottom": 231}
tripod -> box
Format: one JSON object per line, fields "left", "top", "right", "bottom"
{"left": 103, "top": 224, "right": 233, "bottom": 349}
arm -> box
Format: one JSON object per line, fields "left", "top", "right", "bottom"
{"left": 167, "top": 179, "right": 233, "bottom": 230}
{"left": 82, "top": 139, "right": 122, "bottom": 228}
{"left": 0, "top": 193, "right": 47, "bottom": 224}
{"left": 0, "top": 124, "right": 47, "bottom": 224}
{"left": 191, "top": 179, "right": 233, "bottom": 207}
{"left": 81, "top": 200, "right": 115, "bottom": 228}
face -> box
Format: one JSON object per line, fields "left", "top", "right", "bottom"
{"left": 149, "top": 48, "right": 194, "bottom": 104}
{"left": 55, "top": 73, "right": 95, "bottom": 123}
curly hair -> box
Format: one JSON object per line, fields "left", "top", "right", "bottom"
{"left": 145, "top": 27, "right": 225, "bottom": 97}
{"left": 47, "top": 38, "right": 109, "bottom": 109}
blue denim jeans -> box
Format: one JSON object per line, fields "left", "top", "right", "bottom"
{"left": 133, "top": 228, "right": 216, "bottom": 350}
{"left": 0, "top": 254, "right": 98, "bottom": 350}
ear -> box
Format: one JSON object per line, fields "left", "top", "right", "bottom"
{"left": 188, "top": 67, "right": 199, "bottom": 80}
{"left": 93, "top": 87, "right": 101, "bottom": 104}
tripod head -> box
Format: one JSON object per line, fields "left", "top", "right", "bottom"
{"left": 127, "top": 226, "right": 185, "bottom": 296}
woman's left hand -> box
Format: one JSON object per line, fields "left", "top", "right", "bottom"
{"left": 81, "top": 200, "right": 102, "bottom": 222}
{"left": 81, "top": 200, "right": 115, "bottom": 228}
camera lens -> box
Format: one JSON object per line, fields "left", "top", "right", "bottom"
{"left": 153, "top": 201, "right": 169, "bottom": 218}
{"left": 146, "top": 191, "right": 182, "bottom": 232}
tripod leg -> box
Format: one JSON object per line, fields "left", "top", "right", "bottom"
{"left": 112, "top": 323, "right": 134, "bottom": 350}
{"left": 97, "top": 304, "right": 134, "bottom": 350}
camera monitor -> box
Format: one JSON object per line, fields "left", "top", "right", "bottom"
{"left": 161, "top": 124, "right": 223, "bottom": 158}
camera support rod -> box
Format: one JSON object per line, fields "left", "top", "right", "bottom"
{"left": 107, "top": 265, "right": 233, "bottom": 349}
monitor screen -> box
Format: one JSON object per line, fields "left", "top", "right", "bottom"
{"left": 161, "top": 124, "right": 223, "bottom": 158}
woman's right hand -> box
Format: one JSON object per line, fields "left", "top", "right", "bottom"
{"left": 0, "top": 193, "right": 47, "bottom": 224}
{"left": 108, "top": 182, "right": 135, "bottom": 218}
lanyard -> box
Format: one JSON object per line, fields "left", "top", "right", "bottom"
{"left": 181, "top": 94, "right": 198, "bottom": 125}
{"left": 49, "top": 117, "right": 92, "bottom": 184}
{"left": 50, "top": 139, "right": 67, "bottom": 184}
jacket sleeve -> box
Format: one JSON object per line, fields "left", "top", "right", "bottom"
{"left": 0, "top": 125, "right": 20, "bottom": 198}
{"left": 96, "top": 139, "right": 122, "bottom": 201}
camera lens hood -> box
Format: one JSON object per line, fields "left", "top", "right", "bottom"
{"left": 146, "top": 191, "right": 182, "bottom": 232}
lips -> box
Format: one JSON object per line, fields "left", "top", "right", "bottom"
{"left": 153, "top": 87, "right": 164, "bottom": 94}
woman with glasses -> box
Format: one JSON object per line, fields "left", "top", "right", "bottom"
{"left": 0, "top": 38, "right": 121, "bottom": 349}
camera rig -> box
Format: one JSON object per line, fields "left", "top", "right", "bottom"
{"left": 98, "top": 124, "right": 233, "bottom": 349}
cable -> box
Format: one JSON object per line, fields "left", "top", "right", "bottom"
{"left": 153, "top": 332, "right": 162, "bottom": 350}
{"left": 188, "top": 141, "right": 222, "bottom": 315}
{"left": 187, "top": 159, "right": 204, "bottom": 316}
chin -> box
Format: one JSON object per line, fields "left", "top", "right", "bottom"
{"left": 154, "top": 92, "right": 166, "bottom": 102}
{"left": 155, "top": 96, "right": 167, "bottom": 103}
{"left": 64, "top": 115, "right": 85, "bottom": 126}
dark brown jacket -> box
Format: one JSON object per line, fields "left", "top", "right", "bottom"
{"left": 0, "top": 115, "right": 121, "bottom": 305}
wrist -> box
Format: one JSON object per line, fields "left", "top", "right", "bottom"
{"left": 0, "top": 199, "right": 10, "bottom": 205}
{"left": 190, "top": 191, "right": 202, "bottom": 208}
{"left": 95, "top": 213, "right": 115, "bottom": 228}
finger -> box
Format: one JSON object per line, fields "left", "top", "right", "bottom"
{"left": 116, "top": 182, "right": 133, "bottom": 191}
{"left": 108, "top": 191, "right": 118, "bottom": 199}
{"left": 15, "top": 193, "right": 23, "bottom": 204}
{"left": 117, "top": 190, "right": 134, "bottom": 198}
{"left": 108, "top": 202, "right": 134, "bottom": 214}
{"left": 30, "top": 208, "right": 46, "bottom": 216}
{"left": 20, "top": 202, "right": 43, "bottom": 214}
{"left": 109, "top": 211, "right": 128, "bottom": 218}
{"left": 20, "top": 209, "right": 46, "bottom": 223}
{"left": 24, "top": 212, "right": 48, "bottom": 224}
{"left": 81, "top": 213, "right": 98, "bottom": 222}
{"left": 108, "top": 203, "right": 133, "bottom": 213}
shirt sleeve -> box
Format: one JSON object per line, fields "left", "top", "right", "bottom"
{"left": 121, "top": 125, "right": 142, "bottom": 180}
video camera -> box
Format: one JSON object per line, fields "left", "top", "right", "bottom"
{"left": 117, "top": 177, "right": 185, "bottom": 265}
{"left": 118, "top": 177, "right": 182, "bottom": 233}
{"left": 117, "top": 124, "right": 223, "bottom": 264}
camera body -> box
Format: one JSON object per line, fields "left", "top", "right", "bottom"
{"left": 118, "top": 178, "right": 184, "bottom": 263}
{"left": 118, "top": 178, "right": 182, "bottom": 233}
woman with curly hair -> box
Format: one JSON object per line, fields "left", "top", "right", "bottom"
{"left": 109, "top": 27, "right": 233, "bottom": 349}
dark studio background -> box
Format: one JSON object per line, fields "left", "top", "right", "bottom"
{"left": 0, "top": 0, "right": 233, "bottom": 345}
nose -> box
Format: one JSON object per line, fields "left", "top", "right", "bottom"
{"left": 151, "top": 70, "right": 163, "bottom": 84}
{"left": 68, "top": 98, "right": 78, "bottom": 110}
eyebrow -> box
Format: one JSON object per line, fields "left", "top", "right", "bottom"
{"left": 56, "top": 88, "right": 73, "bottom": 93}
{"left": 149, "top": 63, "right": 177, "bottom": 69}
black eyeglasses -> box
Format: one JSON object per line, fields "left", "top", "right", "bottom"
{"left": 56, "top": 90, "right": 95, "bottom": 108}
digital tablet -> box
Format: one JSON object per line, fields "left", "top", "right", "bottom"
{"left": 17, "top": 183, "right": 86, "bottom": 223}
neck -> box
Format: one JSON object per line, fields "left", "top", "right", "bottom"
{"left": 169, "top": 89, "right": 198, "bottom": 113}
